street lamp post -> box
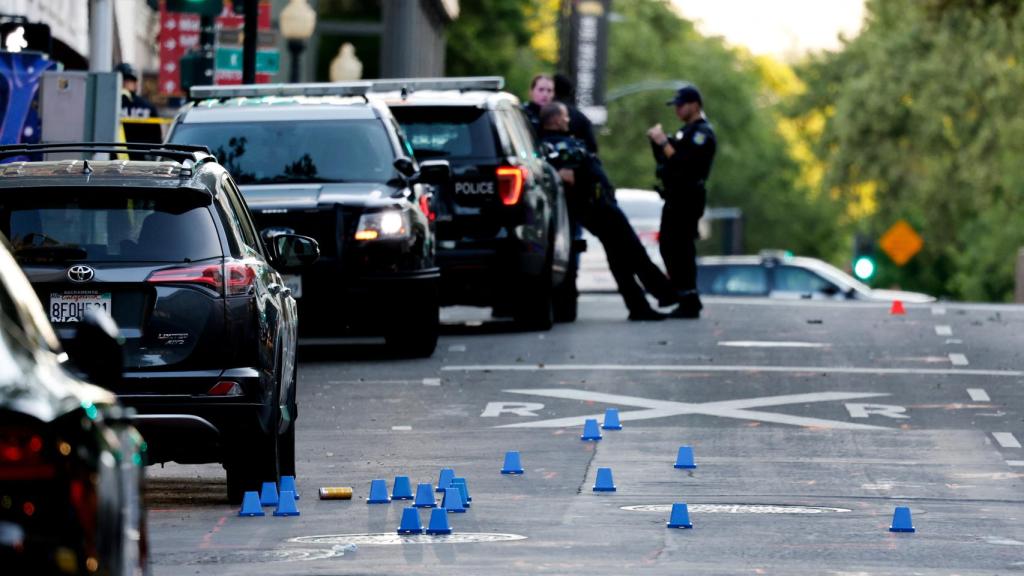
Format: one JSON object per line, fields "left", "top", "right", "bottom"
{"left": 279, "top": 0, "right": 317, "bottom": 84}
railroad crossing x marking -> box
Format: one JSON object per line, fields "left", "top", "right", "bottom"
{"left": 495, "top": 389, "right": 892, "bottom": 430}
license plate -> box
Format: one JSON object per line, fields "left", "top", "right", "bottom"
{"left": 282, "top": 274, "right": 302, "bottom": 299}
{"left": 49, "top": 292, "right": 112, "bottom": 323}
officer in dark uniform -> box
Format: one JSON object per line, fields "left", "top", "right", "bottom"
{"left": 553, "top": 73, "right": 598, "bottom": 154}
{"left": 648, "top": 85, "right": 716, "bottom": 318}
{"left": 116, "top": 63, "right": 157, "bottom": 119}
{"left": 522, "top": 74, "right": 554, "bottom": 136}
{"left": 542, "top": 102, "right": 680, "bottom": 321}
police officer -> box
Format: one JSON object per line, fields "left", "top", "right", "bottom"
{"left": 542, "top": 102, "right": 680, "bottom": 321}
{"left": 648, "top": 84, "right": 716, "bottom": 319}
{"left": 116, "top": 63, "right": 156, "bottom": 119}
{"left": 553, "top": 73, "right": 598, "bottom": 154}
{"left": 523, "top": 74, "right": 554, "bottom": 136}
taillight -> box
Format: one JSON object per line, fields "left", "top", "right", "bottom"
{"left": 147, "top": 264, "right": 222, "bottom": 291}
{"left": 0, "top": 428, "right": 53, "bottom": 480}
{"left": 207, "top": 381, "right": 243, "bottom": 396}
{"left": 225, "top": 263, "right": 256, "bottom": 296}
{"left": 637, "top": 230, "right": 661, "bottom": 245}
{"left": 496, "top": 166, "right": 527, "bottom": 205}
{"left": 418, "top": 194, "right": 436, "bottom": 222}
{"left": 147, "top": 263, "right": 255, "bottom": 295}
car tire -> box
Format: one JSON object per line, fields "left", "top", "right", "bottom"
{"left": 225, "top": 368, "right": 282, "bottom": 503}
{"left": 386, "top": 283, "right": 439, "bottom": 358}
{"left": 553, "top": 256, "right": 579, "bottom": 323}
{"left": 278, "top": 358, "right": 298, "bottom": 478}
{"left": 225, "top": 427, "right": 280, "bottom": 504}
{"left": 515, "top": 259, "right": 555, "bottom": 331}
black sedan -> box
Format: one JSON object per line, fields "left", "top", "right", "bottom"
{"left": 0, "top": 233, "right": 147, "bottom": 575}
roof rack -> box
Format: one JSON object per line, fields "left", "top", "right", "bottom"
{"left": 0, "top": 142, "right": 215, "bottom": 176}
{"left": 365, "top": 76, "right": 505, "bottom": 94}
{"left": 190, "top": 82, "right": 373, "bottom": 100}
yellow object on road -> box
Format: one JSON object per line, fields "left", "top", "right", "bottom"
{"left": 318, "top": 487, "right": 354, "bottom": 500}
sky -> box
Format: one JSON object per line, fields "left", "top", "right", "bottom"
{"left": 671, "top": 0, "right": 866, "bottom": 59}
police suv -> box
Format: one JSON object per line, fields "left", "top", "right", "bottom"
{"left": 167, "top": 83, "right": 449, "bottom": 356}
{"left": 371, "top": 77, "right": 574, "bottom": 328}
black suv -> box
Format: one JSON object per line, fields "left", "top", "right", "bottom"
{"left": 0, "top": 142, "right": 319, "bottom": 503}
{"left": 374, "top": 77, "right": 574, "bottom": 328}
{"left": 0, "top": 236, "right": 147, "bottom": 575}
{"left": 167, "top": 82, "right": 449, "bottom": 356}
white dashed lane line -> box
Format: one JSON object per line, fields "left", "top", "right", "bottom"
{"left": 993, "top": 432, "right": 1022, "bottom": 449}
{"left": 448, "top": 344, "right": 467, "bottom": 352}
{"left": 935, "top": 325, "right": 953, "bottom": 336}
{"left": 1008, "top": 461, "right": 1024, "bottom": 467}
{"left": 391, "top": 426, "right": 413, "bottom": 431}
{"left": 949, "top": 353, "right": 969, "bottom": 366}
{"left": 932, "top": 306, "right": 947, "bottom": 315}
{"left": 717, "top": 341, "right": 828, "bottom": 348}
{"left": 422, "top": 378, "right": 441, "bottom": 386}
{"left": 967, "top": 388, "right": 991, "bottom": 402}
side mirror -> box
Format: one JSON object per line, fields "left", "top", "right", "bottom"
{"left": 415, "top": 159, "right": 452, "bottom": 185}
{"left": 66, "top": 309, "right": 123, "bottom": 387}
{"left": 393, "top": 157, "right": 416, "bottom": 178}
{"left": 271, "top": 233, "right": 320, "bottom": 271}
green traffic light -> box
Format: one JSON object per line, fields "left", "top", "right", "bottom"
{"left": 853, "top": 256, "right": 876, "bottom": 280}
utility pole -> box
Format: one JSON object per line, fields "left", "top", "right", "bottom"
{"left": 88, "top": 0, "right": 113, "bottom": 72}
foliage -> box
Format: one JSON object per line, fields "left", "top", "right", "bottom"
{"left": 788, "top": 0, "right": 1024, "bottom": 300}
{"left": 600, "top": 0, "right": 843, "bottom": 259}
{"left": 445, "top": 0, "right": 556, "bottom": 96}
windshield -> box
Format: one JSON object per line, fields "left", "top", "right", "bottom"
{"left": 391, "top": 106, "right": 498, "bottom": 160}
{"left": 0, "top": 190, "right": 222, "bottom": 264}
{"left": 170, "top": 120, "right": 397, "bottom": 185}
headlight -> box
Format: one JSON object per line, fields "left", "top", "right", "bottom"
{"left": 354, "top": 209, "right": 410, "bottom": 241}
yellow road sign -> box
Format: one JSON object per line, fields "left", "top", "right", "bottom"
{"left": 880, "top": 220, "right": 923, "bottom": 266}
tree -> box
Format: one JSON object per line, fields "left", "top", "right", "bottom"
{"left": 600, "top": 0, "right": 841, "bottom": 257}
{"left": 788, "top": 0, "right": 1024, "bottom": 300}
{"left": 445, "top": 0, "right": 555, "bottom": 95}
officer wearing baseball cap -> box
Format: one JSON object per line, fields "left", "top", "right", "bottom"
{"left": 117, "top": 62, "right": 156, "bottom": 119}
{"left": 647, "top": 84, "right": 716, "bottom": 318}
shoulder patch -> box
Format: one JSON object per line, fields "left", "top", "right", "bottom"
{"left": 692, "top": 132, "right": 707, "bottom": 146}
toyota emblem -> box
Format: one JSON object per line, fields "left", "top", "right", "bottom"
{"left": 67, "top": 265, "right": 95, "bottom": 283}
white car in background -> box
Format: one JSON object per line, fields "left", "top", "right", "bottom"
{"left": 577, "top": 189, "right": 665, "bottom": 292}
{"left": 698, "top": 252, "right": 936, "bottom": 303}
{"left": 577, "top": 189, "right": 934, "bottom": 303}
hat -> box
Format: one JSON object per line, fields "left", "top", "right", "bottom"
{"left": 666, "top": 85, "right": 702, "bottom": 106}
{"left": 115, "top": 63, "right": 137, "bottom": 81}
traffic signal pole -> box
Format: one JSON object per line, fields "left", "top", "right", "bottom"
{"left": 242, "top": 0, "right": 257, "bottom": 84}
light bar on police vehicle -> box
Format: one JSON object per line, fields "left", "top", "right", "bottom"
{"left": 366, "top": 76, "right": 505, "bottom": 94}
{"left": 190, "top": 82, "right": 373, "bottom": 100}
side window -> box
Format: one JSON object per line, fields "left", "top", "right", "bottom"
{"left": 390, "top": 117, "right": 415, "bottom": 159}
{"left": 214, "top": 193, "right": 244, "bottom": 258}
{"left": 499, "top": 108, "right": 533, "bottom": 162}
{"left": 709, "top": 265, "right": 768, "bottom": 295}
{"left": 491, "top": 109, "right": 515, "bottom": 158}
{"left": 221, "top": 175, "right": 263, "bottom": 257}
{"left": 773, "top": 266, "right": 835, "bottom": 295}
{"left": 506, "top": 107, "right": 539, "bottom": 156}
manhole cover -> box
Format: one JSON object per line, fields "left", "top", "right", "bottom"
{"left": 154, "top": 547, "right": 346, "bottom": 565}
{"left": 291, "top": 532, "right": 527, "bottom": 546}
{"left": 621, "top": 504, "right": 851, "bottom": 514}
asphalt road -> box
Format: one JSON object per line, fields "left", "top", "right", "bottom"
{"left": 146, "top": 295, "right": 1024, "bottom": 575}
